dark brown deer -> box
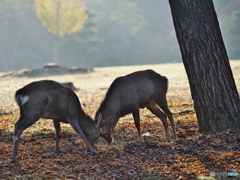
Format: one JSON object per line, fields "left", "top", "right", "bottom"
{"left": 12, "top": 80, "right": 99, "bottom": 163}
{"left": 95, "top": 70, "right": 177, "bottom": 144}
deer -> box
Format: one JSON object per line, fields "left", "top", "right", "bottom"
{"left": 12, "top": 80, "right": 99, "bottom": 163}
{"left": 94, "top": 69, "right": 177, "bottom": 144}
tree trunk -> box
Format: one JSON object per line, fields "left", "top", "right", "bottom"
{"left": 169, "top": 0, "right": 240, "bottom": 134}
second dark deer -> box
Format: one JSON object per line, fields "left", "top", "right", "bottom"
{"left": 95, "top": 70, "right": 177, "bottom": 144}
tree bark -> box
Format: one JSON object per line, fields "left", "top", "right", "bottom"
{"left": 169, "top": 0, "right": 240, "bottom": 133}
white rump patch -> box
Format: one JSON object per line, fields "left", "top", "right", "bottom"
{"left": 16, "top": 95, "right": 29, "bottom": 106}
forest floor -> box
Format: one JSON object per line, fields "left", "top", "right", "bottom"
{"left": 0, "top": 62, "right": 240, "bottom": 179}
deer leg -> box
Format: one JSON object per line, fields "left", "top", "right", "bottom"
{"left": 147, "top": 101, "right": 171, "bottom": 142}
{"left": 132, "top": 109, "right": 143, "bottom": 140}
{"left": 156, "top": 99, "right": 178, "bottom": 140}
{"left": 67, "top": 117, "right": 97, "bottom": 153}
{"left": 12, "top": 113, "right": 42, "bottom": 163}
{"left": 53, "top": 120, "right": 61, "bottom": 154}
{"left": 160, "top": 107, "right": 177, "bottom": 140}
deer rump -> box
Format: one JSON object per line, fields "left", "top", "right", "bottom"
{"left": 15, "top": 81, "right": 77, "bottom": 122}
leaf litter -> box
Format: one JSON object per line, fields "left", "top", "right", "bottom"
{"left": 1, "top": 97, "right": 239, "bottom": 179}
{"left": 0, "top": 63, "right": 240, "bottom": 179}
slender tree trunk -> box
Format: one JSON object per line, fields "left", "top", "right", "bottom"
{"left": 53, "top": 37, "right": 59, "bottom": 63}
{"left": 169, "top": 0, "right": 240, "bottom": 133}
{"left": 53, "top": 0, "right": 61, "bottom": 64}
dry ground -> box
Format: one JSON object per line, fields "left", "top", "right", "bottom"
{"left": 0, "top": 61, "right": 240, "bottom": 179}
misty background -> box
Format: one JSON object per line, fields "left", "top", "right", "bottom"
{"left": 0, "top": 0, "right": 239, "bottom": 72}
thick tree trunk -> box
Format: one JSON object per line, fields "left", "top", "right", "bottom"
{"left": 169, "top": 0, "right": 240, "bottom": 133}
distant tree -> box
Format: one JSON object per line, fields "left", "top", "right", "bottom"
{"left": 110, "top": 0, "right": 147, "bottom": 65}
{"left": 60, "top": 11, "right": 104, "bottom": 67}
{"left": 226, "top": 11, "right": 240, "bottom": 59}
{"left": 110, "top": 1, "right": 147, "bottom": 35}
{"left": 35, "top": 0, "right": 88, "bottom": 63}
{"left": 169, "top": 0, "right": 240, "bottom": 133}
{"left": 0, "top": 0, "right": 28, "bottom": 71}
{"left": 215, "top": 0, "right": 240, "bottom": 59}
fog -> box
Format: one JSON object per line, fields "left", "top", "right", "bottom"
{"left": 0, "top": 0, "right": 239, "bottom": 72}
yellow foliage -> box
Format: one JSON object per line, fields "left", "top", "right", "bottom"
{"left": 35, "top": 0, "right": 88, "bottom": 37}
